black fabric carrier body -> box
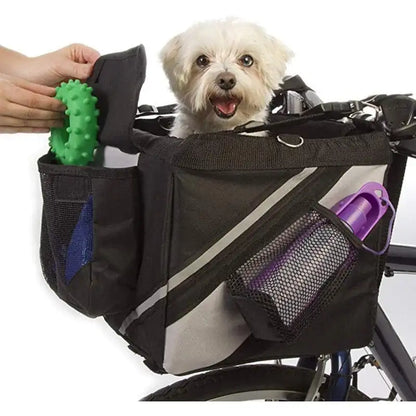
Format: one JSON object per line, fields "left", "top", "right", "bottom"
{"left": 38, "top": 46, "right": 397, "bottom": 376}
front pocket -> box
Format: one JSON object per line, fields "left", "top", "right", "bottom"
{"left": 38, "top": 153, "right": 142, "bottom": 317}
{"left": 227, "top": 205, "right": 361, "bottom": 343}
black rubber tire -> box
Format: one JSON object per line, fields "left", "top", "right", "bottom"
{"left": 141, "top": 364, "right": 370, "bottom": 401}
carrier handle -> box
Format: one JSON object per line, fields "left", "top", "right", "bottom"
{"left": 86, "top": 45, "right": 147, "bottom": 154}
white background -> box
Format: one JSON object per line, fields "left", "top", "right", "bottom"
{"left": 1, "top": 0, "right": 416, "bottom": 413}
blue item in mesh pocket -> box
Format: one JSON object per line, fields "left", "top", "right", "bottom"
{"left": 64, "top": 196, "right": 93, "bottom": 283}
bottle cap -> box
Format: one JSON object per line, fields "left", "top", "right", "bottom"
{"left": 338, "top": 196, "right": 372, "bottom": 235}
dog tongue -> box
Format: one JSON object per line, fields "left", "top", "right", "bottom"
{"left": 213, "top": 98, "right": 237, "bottom": 115}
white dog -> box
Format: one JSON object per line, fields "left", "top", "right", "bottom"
{"left": 160, "top": 19, "right": 292, "bottom": 138}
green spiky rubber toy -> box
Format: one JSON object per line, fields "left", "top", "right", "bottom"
{"left": 49, "top": 79, "right": 99, "bottom": 166}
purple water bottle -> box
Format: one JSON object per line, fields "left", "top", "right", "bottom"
{"left": 331, "top": 182, "right": 389, "bottom": 240}
{"left": 247, "top": 182, "right": 390, "bottom": 328}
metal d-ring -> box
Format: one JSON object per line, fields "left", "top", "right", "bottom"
{"left": 277, "top": 134, "right": 304, "bottom": 148}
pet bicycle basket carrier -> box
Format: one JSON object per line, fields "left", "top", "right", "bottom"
{"left": 38, "top": 46, "right": 408, "bottom": 375}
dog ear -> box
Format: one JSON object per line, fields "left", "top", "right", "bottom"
{"left": 160, "top": 35, "right": 181, "bottom": 72}
{"left": 272, "top": 37, "right": 294, "bottom": 63}
{"left": 160, "top": 35, "right": 190, "bottom": 95}
{"left": 265, "top": 36, "right": 294, "bottom": 89}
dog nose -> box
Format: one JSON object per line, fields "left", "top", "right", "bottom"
{"left": 216, "top": 72, "right": 236, "bottom": 90}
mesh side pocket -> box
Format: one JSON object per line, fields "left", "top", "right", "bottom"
{"left": 227, "top": 210, "right": 358, "bottom": 343}
{"left": 38, "top": 154, "right": 142, "bottom": 317}
{"left": 40, "top": 171, "right": 91, "bottom": 294}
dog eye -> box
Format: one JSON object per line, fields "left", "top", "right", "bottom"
{"left": 239, "top": 54, "right": 254, "bottom": 67}
{"left": 196, "top": 55, "right": 210, "bottom": 68}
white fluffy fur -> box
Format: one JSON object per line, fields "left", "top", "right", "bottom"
{"left": 160, "top": 19, "right": 292, "bottom": 138}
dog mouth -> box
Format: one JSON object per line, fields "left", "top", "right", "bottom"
{"left": 209, "top": 96, "right": 241, "bottom": 119}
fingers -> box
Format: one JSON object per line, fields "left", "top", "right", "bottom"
{"left": 3, "top": 102, "right": 65, "bottom": 121}
{"left": 0, "top": 126, "right": 50, "bottom": 134}
{"left": 21, "top": 79, "right": 57, "bottom": 97}
{"left": 1, "top": 73, "right": 57, "bottom": 97}
{"left": 56, "top": 44, "right": 100, "bottom": 81}
{"left": 0, "top": 115, "right": 64, "bottom": 128}
{"left": 79, "top": 45, "right": 100, "bottom": 65}
{"left": 68, "top": 43, "right": 100, "bottom": 65}
{"left": 63, "top": 61, "right": 94, "bottom": 80}
{"left": 5, "top": 83, "right": 65, "bottom": 113}
{"left": 0, "top": 74, "right": 66, "bottom": 134}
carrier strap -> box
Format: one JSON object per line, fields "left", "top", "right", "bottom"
{"left": 136, "top": 104, "right": 177, "bottom": 117}
{"left": 231, "top": 105, "right": 360, "bottom": 135}
{"left": 135, "top": 76, "right": 312, "bottom": 118}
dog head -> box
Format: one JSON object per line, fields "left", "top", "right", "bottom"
{"left": 160, "top": 19, "right": 292, "bottom": 131}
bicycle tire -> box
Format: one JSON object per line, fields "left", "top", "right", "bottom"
{"left": 141, "top": 364, "right": 370, "bottom": 401}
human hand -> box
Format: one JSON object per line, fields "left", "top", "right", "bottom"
{"left": 0, "top": 73, "right": 66, "bottom": 133}
{"left": 18, "top": 44, "right": 100, "bottom": 87}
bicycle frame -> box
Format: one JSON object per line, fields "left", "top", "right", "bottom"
{"left": 369, "top": 244, "right": 416, "bottom": 400}
{"left": 312, "top": 245, "right": 416, "bottom": 401}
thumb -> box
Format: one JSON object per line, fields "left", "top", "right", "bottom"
{"left": 60, "top": 60, "right": 94, "bottom": 80}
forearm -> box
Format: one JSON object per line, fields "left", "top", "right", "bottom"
{"left": 0, "top": 46, "right": 29, "bottom": 77}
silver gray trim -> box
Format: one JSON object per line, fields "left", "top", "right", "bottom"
{"left": 119, "top": 167, "right": 317, "bottom": 335}
{"left": 163, "top": 283, "right": 251, "bottom": 374}
{"left": 119, "top": 285, "right": 167, "bottom": 335}
{"left": 319, "top": 165, "right": 387, "bottom": 209}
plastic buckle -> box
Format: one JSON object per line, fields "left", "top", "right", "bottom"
{"left": 380, "top": 95, "right": 415, "bottom": 133}
{"left": 136, "top": 105, "right": 159, "bottom": 117}
{"left": 302, "top": 101, "right": 364, "bottom": 118}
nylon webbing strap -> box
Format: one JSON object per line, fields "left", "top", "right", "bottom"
{"left": 136, "top": 76, "right": 310, "bottom": 117}
{"left": 232, "top": 101, "right": 366, "bottom": 134}
{"left": 136, "top": 104, "right": 177, "bottom": 117}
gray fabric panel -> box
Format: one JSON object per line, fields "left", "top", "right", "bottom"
{"left": 319, "top": 165, "right": 388, "bottom": 208}
{"left": 163, "top": 283, "right": 251, "bottom": 375}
